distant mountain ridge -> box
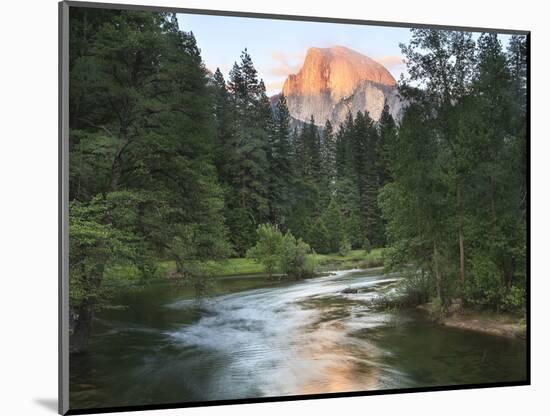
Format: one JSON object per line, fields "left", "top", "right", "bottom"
{"left": 279, "top": 46, "right": 402, "bottom": 126}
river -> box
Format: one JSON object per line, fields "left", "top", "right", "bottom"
{"left": 70, "top": 269, "right": 526, "bottom": 409}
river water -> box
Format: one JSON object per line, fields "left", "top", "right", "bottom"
{"left": 70, "top": 269, "right": 526, "bottom": 410}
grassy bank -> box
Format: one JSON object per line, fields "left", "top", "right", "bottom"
{"left": 158, "top": 257, "right": 264, "bottom": 278}
{"left": 158, "top": 248, "right": 384, "bottom": 279}
{"left": 314, "top": 248, "right": 384, "bottom": 271}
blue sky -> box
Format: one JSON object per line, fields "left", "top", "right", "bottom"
{"left": 176, "top": 13, "right": 514, "bottom": 96}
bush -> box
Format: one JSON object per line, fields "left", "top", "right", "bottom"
{"left": 308, "top": 218, "right": 330, "bottom": 254}
{"left": 280, "top": 232, "right": 316, "bottom": 279}
{"left": 362, "top": 238, "right": 372, "bottom": 254}
{"left": 399, "top": 270, "right": 432, "bottom": 306}
{"left": 465, "top": 254, "right": 502, "bottom": 310}
{"left": 246, "top": 224, "right": 284, "bottom": 279}
{"left": 247, "top": 224, "right": 318, "bottom": 279}
{"left": 303, "top": 253, "right": 319, "bottom": 277}
{"left": 429, "top": 296, "right": 445, "bottom": 321}
{"left": 364, "top": 269, "right": 433, "bottom": 312}
{"left": 338, "top": 239, "right": 351, "bottom": 257}
{"left": 343, "top": 212, "right": 363, "bottom": 249}
{"left": 320, "top": 200, "right": 344, "bottom": 252}
{"left": 501, "top": 285, "right": 525, "bottom": 313}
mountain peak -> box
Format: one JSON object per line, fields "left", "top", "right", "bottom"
{"left": 281, "top": 46, "right": 401, "bottom": 126}
{"left": 283, "top": 46, "right": 396, "bottom": 103}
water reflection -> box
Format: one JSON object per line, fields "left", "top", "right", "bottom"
{"left": 70, "top": 269, "right": 526, "bottom": 409}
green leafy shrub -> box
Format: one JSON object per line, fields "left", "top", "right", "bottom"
{"left": 246, "top": 224, "right": 317, "bottom": 279}
{"left": 429, "top": 296, "right": 445, "bottom": 321}
{"left": 307, "top": 218, "right": 330, "bottom": 254}
{"left": 338, "top": 239, "right": 351, "bottom": 257}
{"left": 246, "top": 224, "right": 284, "bottom": 279}
{"left": 399, "top": 270, "right": 432, "bottom": 306}
{"left": 279, "top": 232, "right": 316, "bottom": 279}
{"left": 465, "top": 254, "right": 502, "bottom": 310}
{"left": 501, "top": 285, "right": 525, "bottom": 313}
{"left": 362, "top": 238, "right": 372, "bottom": 254}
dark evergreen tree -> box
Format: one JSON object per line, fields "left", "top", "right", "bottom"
{"left": 268, "top": 94, "right": 294, "bottom": 227}
{"left": 308, "top": 217, "right": 330, "bottom": 254}
{"left": 300, "top": 116, "right": 322, "bottom": 182}
{"left": 211, "top": 68, "right": 234, "bottom": 178}
{"left": 319, "top": 119, "right": 337, "bottom": 206}
{"left": 68, "top": 12, "right": 528, "bottom": 356}
{"left": 320, "top": 199, "right": 345, "bottom": 253}
{"left": 225, "top": 50, "right": 270, "bottom": 254}
{"left": 507, "top": 35, "right": 528, "bottom": 217}
{"left": 68, "top": 10, "right": 231, "bottom": 351}
{"left": 399, "top": 29, "right": 477, "bottom": 302}
{"left": 377, "top": 102, "right": 397, "bottom": 186}
{"left": 381, "top": 29, "right": 527, "bottom": 311}
{"left": 335, "top": 112, "right": 362, "bottom": 247}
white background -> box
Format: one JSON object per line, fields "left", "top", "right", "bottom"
{"left": 0, "top": 0, "right": 547, "bottom": 415}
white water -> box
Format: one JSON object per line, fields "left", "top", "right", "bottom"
{"left": 71, "top": 268, "right": 527, "bottom": 408}
{"left": 164, "top": 269, "right": 405, "bottom": 398}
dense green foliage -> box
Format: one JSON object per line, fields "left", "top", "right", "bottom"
{"left": 211, "top": 54, "right": 392, "bottom": 258}
{"left": 246, "top": 224, "right": 284, "bottom": 279}
{"left": 68, "top": 8, "right": 527, "bottom": 351}
{"left": 68, "top": 9, "right": 385, "bottom": 351}
{"left": 68, "top": 10, "right": 231, "bottom": 351}
{"left": 381, "top": 31, "right": 527, "bottom": 313}
{"left": 246, "top": 224, "right": 316, "bottom": 279}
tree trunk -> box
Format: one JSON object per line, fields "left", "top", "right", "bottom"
{"left": 108, "top": 126, "right": 131, "bottom": 193}
{"left": 457, "top": 180, "right": 465, "bottom": 305}
{"left": 433, "top": 241, "right": 442, "bottom": 300}
{"left": 108, "top": 143, "right": 126, "bottom": 193}
{"left": 69, "top": 300, "right": 96, "bottom": 353}
{"left": 458, "top": 228, "right": 465, "bottom": 302}
{"left": 70, "top": 145, "right": 124, "bottom": 352}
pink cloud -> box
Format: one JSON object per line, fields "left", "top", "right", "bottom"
{"left": 268, "top": 50, "right": 305, "bottom": 77}
{"left": 375, "top": 55, "right": 405, "bottom": 70}
{"left": 265, "top": 80, "right": 285, "bottom": 94}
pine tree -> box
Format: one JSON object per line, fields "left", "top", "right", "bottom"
{"left": 319, "top": 119, "right": 337, "bottom": 206}
{"left": 383, "top": 29, "right": 527, "bottom": 310}
{"left": 68, "top": 10, "right": 231, "bottom": 351}
{"left": 224, "top": 50, "right": 271, "bottom": 254}
{"left": 320, "top": 199, "right": 345, "bottom": 253}
{"left": 308, "top": 217, "right": 330, "bottom": 254}
{"left": 467, "top": 33, "right": 525, "bottom": 303}
{"left": 211, "top": 68, "right": 234, "bottom": 178}
{"left": 335, "top": 112, "right": 362, "bottom": 247}
{"left": 507, "top": 35, "right": 528, "bottom": 217}
{"left": 268, "top": 94, "right": 294, "bottom": 227}
{"left": 399, "top": 29, "right": 477, "bottom": 302}
{"left": 299, "top": 116, "right": 322, "bottom": 182}
{"left": 351, "top": 111, "right": 385, "bottom": 247}
{"left": 377, "top": 102, "right": 397, "bottom": 186}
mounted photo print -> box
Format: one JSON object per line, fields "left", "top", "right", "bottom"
{"left": 59, "top": 1, "right": 530, "bottom": 414}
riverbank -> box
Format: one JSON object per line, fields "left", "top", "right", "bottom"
{"left": 159, "top": 248, "right": 384, "bottom": 279}
{"left": 315, "top": 248, "right": 384, "bottom": 271}
{"left": 74, "top": 268, "right": 527, "bottom": 409}
{"left": 417, "top": 303, "right": 526, "bottom": 340}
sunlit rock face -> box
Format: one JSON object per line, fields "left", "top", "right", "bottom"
{"left": 281, "top": 46, "right": 402, "bottom": 126}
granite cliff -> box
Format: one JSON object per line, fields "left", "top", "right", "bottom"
{"left": 280, "top": 46, "right": 402, "bottom": 126}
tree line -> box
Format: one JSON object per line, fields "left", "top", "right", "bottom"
{"left": 67, "top": 9, "right": 386, "bottom": 351}
{"left": 67, "top": 9, "right": 527, "bottom": 352}
{"left": 211, "top": 52, "right": 392, "bottom": 256}
{"left": 380, "top": 30, "right": 527, "bottom": 313}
